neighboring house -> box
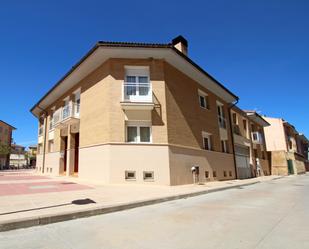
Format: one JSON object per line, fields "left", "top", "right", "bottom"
{"left": 263, "top": 117, "right": 307, "bottom": 175}
{"left": 230, "top": 107, "right": 270, "bottom": 179}
{"left": 30, "top": 36, "right": 240, "bottom": 185}
{"left": 27, "top": 144, "right": 37, "bottom": 166}
{"left": 0, "top": 120, "right": 15, "bottom": 169}
{"left": 10, "top": 144, "right": 27, "bottom": 168}
{"left": 296, "top": 134, "right": 309, "bottom": 171}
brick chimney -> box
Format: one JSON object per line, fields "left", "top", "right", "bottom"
{"left": 172, "top": 35, "right": 188, "bottom": 55}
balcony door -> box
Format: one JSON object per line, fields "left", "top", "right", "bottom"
{"left": 125, "top": 75, "right": 150, "bottom": 102}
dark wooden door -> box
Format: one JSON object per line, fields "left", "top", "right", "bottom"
{"left": 74, "top": 133, "right": 79, "bottom": 173}
{"left": 63, "top": 136, "right": 68, "bottom": 172}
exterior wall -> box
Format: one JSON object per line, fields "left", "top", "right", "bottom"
{"left": 270, "top": 151, "right": 288, "bottom": 175}
{"left": 79, "top": 144, "right": 170, "bottom": 185}
{"left": 164, "top": 62, "right": 236, "bottom": 184}
{"left": 169, "top": 145, "right": 235, "bottom": 185}
{"left": 44, "top": 152, "right": 61, "bottom": 176}
{"left": 263, "top": 117, "right": 287, "bottom": 151}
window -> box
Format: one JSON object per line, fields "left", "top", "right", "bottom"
{"left": 224, "top": 171, "right": 227, "bottom": 177}
{"left": 232, "top": 113, "right": 238, "bottom": 125}
{"left": 49, "top": 112, "right": 54, "bottom": 130}
{"left": 198, "top": 90, "right": 209, "bottom": 109}
{"left": 202, "top": 132, "right": 212, "bottom": 150}
{"left": 124, "top": 66, "right": 151, "bottom": 102}
{"left": 243, "top": 119, "right": 247, "bottom": 131}
{"left": 229, "top": 171, "right": 232, "bottom": 177}
{"left": 213, "top": 171, "right": 217, "bottom": 177}
{"left": 143, "top": 171, "right": 154, "bottom": 181}
{"left": 254, "top": 149, "right": 258, "bottom": 158}
{"left": 38, "top": 143, "right": 43, "bottom": 154}
{"left": 125, "top": 171, "right": 136, "bottom": 180}
{"left": 217, "top": 103, "right": 226, "bottom": 129}
{"left": 48, "top": 140, "right": 54, "bottom": 153}
{"left": 126, "top": 123, "right": 151, "bottom": 143}
{"left": 0, "top": 127, "right": 2, "bottom": 133}
{"left": 221, "top": 140, "right": 228, "bottom": 153}
{"left": 205, "top": 171, "right": 209, "bottom": 178}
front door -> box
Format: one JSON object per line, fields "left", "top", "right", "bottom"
{"left": 287, "top": 159, "right": 294, "bottom": 175}
{"left": 74, "top": 133, "right": 79, "bottom": 174}
{"left": 63, "top": 136, "right": 68, "bottom": 173}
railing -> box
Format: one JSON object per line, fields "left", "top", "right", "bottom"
{"left": 252, "top": 131, "right": 263, "bottom": 144}
{"left": 123, "top": 82, "right": 152, "bottom": 102}
{"left": 53, "top": 103, "right": 80, "bottom": 126}
{"left": 218, "top": 115, "right": 227, "bottom": 129}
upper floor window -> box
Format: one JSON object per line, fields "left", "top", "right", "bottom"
{"left": 202, "top": 131, "right": 212, "bottom": 151}
{"left": 123, "top": 66, "right": 151, "bottom": 102}
{"left": 217, "top": 102, "right": 226, "bottom": 129}
{"left": 198, "top": 90, "right": 209, "bottom": 109}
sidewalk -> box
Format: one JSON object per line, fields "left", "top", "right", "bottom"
{"left": 0, "top": 170, "right": 283, "bottom": 231}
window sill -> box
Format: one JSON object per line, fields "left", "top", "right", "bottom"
{"left": 125, "top": 178, "right": 136, "bottom": 181}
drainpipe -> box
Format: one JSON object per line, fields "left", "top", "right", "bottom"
{"left": 37, "top": 106, "right": 48, "bottom": 174}
{"left": 228, "top": 99, "right": 239, "bottom": 179}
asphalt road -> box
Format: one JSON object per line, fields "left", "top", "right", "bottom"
{"left": 1, "top": 174, "right": 309, "bottom": 249}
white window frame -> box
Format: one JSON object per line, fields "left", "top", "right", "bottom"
{"left": 126, "top": 121, "right": 152, "bottom": 143}
{"left": 123, "top": 66, "right": 151, "bottom": 102}
{"left": 198, "top": 89, "right": 209, "bottom": 109}
{"left": 202, "top": 131, "right": 212, "bottom": 151}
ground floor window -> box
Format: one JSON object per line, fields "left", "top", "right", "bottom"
{"left": 143, "top": 171, "right": 154, "bottom": 181}
{"left": 205, "top": 171, "right": 209, "bottom": 178}
{"left": 125, "top": 171, "right": 136, "bottom": 180}
{"left": 213, "top": 171, "right": 217, "bottom": 177}
{"left": 126, "top": 122, "right": 152, "bottom": 143}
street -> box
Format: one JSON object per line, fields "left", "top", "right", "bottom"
{"left": 1, "top": 174, "right": 308, "bottom": 249}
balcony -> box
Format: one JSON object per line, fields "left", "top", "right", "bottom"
{"left": 121, "top": 82, "right": 154, "bottom": 110}
{"left": 233, "top": 124, "right": 241, "bottom": 135}
{"left": 218, "top": 115, "right": 227, "bottom": 129}
{"left": 53, "top": 103, "right": 80, "bottom": 127}
{"left": 251, "top": 131, "right": 263, "bottom": 144}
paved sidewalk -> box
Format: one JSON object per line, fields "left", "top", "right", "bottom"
{"left": 0, "top": 170, "right": 283, "bottom": 231}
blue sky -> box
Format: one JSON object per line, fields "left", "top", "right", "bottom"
{"left": 0, "top": 0, "right": 308, "bottom": 146}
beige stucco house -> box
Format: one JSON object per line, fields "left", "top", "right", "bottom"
{"left": 230, "top": 108, "right": 270, "bottom": 179}
{"left": 263, "top": 117, "right": 307, "bottom": 175}
{"left": 31, "top": 36, "right": 242, "bottom": 185}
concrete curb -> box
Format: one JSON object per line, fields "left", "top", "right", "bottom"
{"left": 0, "top": 179, "right": 276, "bottom": 232}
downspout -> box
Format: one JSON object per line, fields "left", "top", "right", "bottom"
{"left": 37, "top": 106, "right": 48, "bottom": 174}
{"left": 228, "top": 99, "right": 239, "bottom": 179}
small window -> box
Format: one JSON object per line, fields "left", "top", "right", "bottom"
{"left": 143, "top": 171, "right": 154, "bottom": 181}
{"left": 229, "top": 171, "right": 232, "bottom": 177}
{"left": 224, "top": 171, "right": 227, "bottom": 177}
{"left": 202, "top": 132, "right": 212, "bottom": 151}
{"left": 213, "top": 171, "right": 217, "bottom": 177}
{"left": 221, "top": 140, "right": 228, "bottom": 153}
{"left": 232, "top": 113, "right": 238, "bottom": 125}
{"left": 50, "top": 168, "right": 53, "bottom": 173}
{"left": 125, "top": 171, "right": 136, "bottom": 180}
{"left": 198, "top": 90, "right": 209, "bottom": 109}
{"left": 205, "top": 171, "right": 209, "bottom": 178}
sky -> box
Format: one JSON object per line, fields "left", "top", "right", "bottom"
{"left": 0, "top": 0, "right": 308, "bottom": 146}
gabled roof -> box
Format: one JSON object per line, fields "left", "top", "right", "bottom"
{"left": 30, "top": 37, "right": 238, "bottom": 117}
{"left": 0, "top": 120, "right": 16, "bottom": 130}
